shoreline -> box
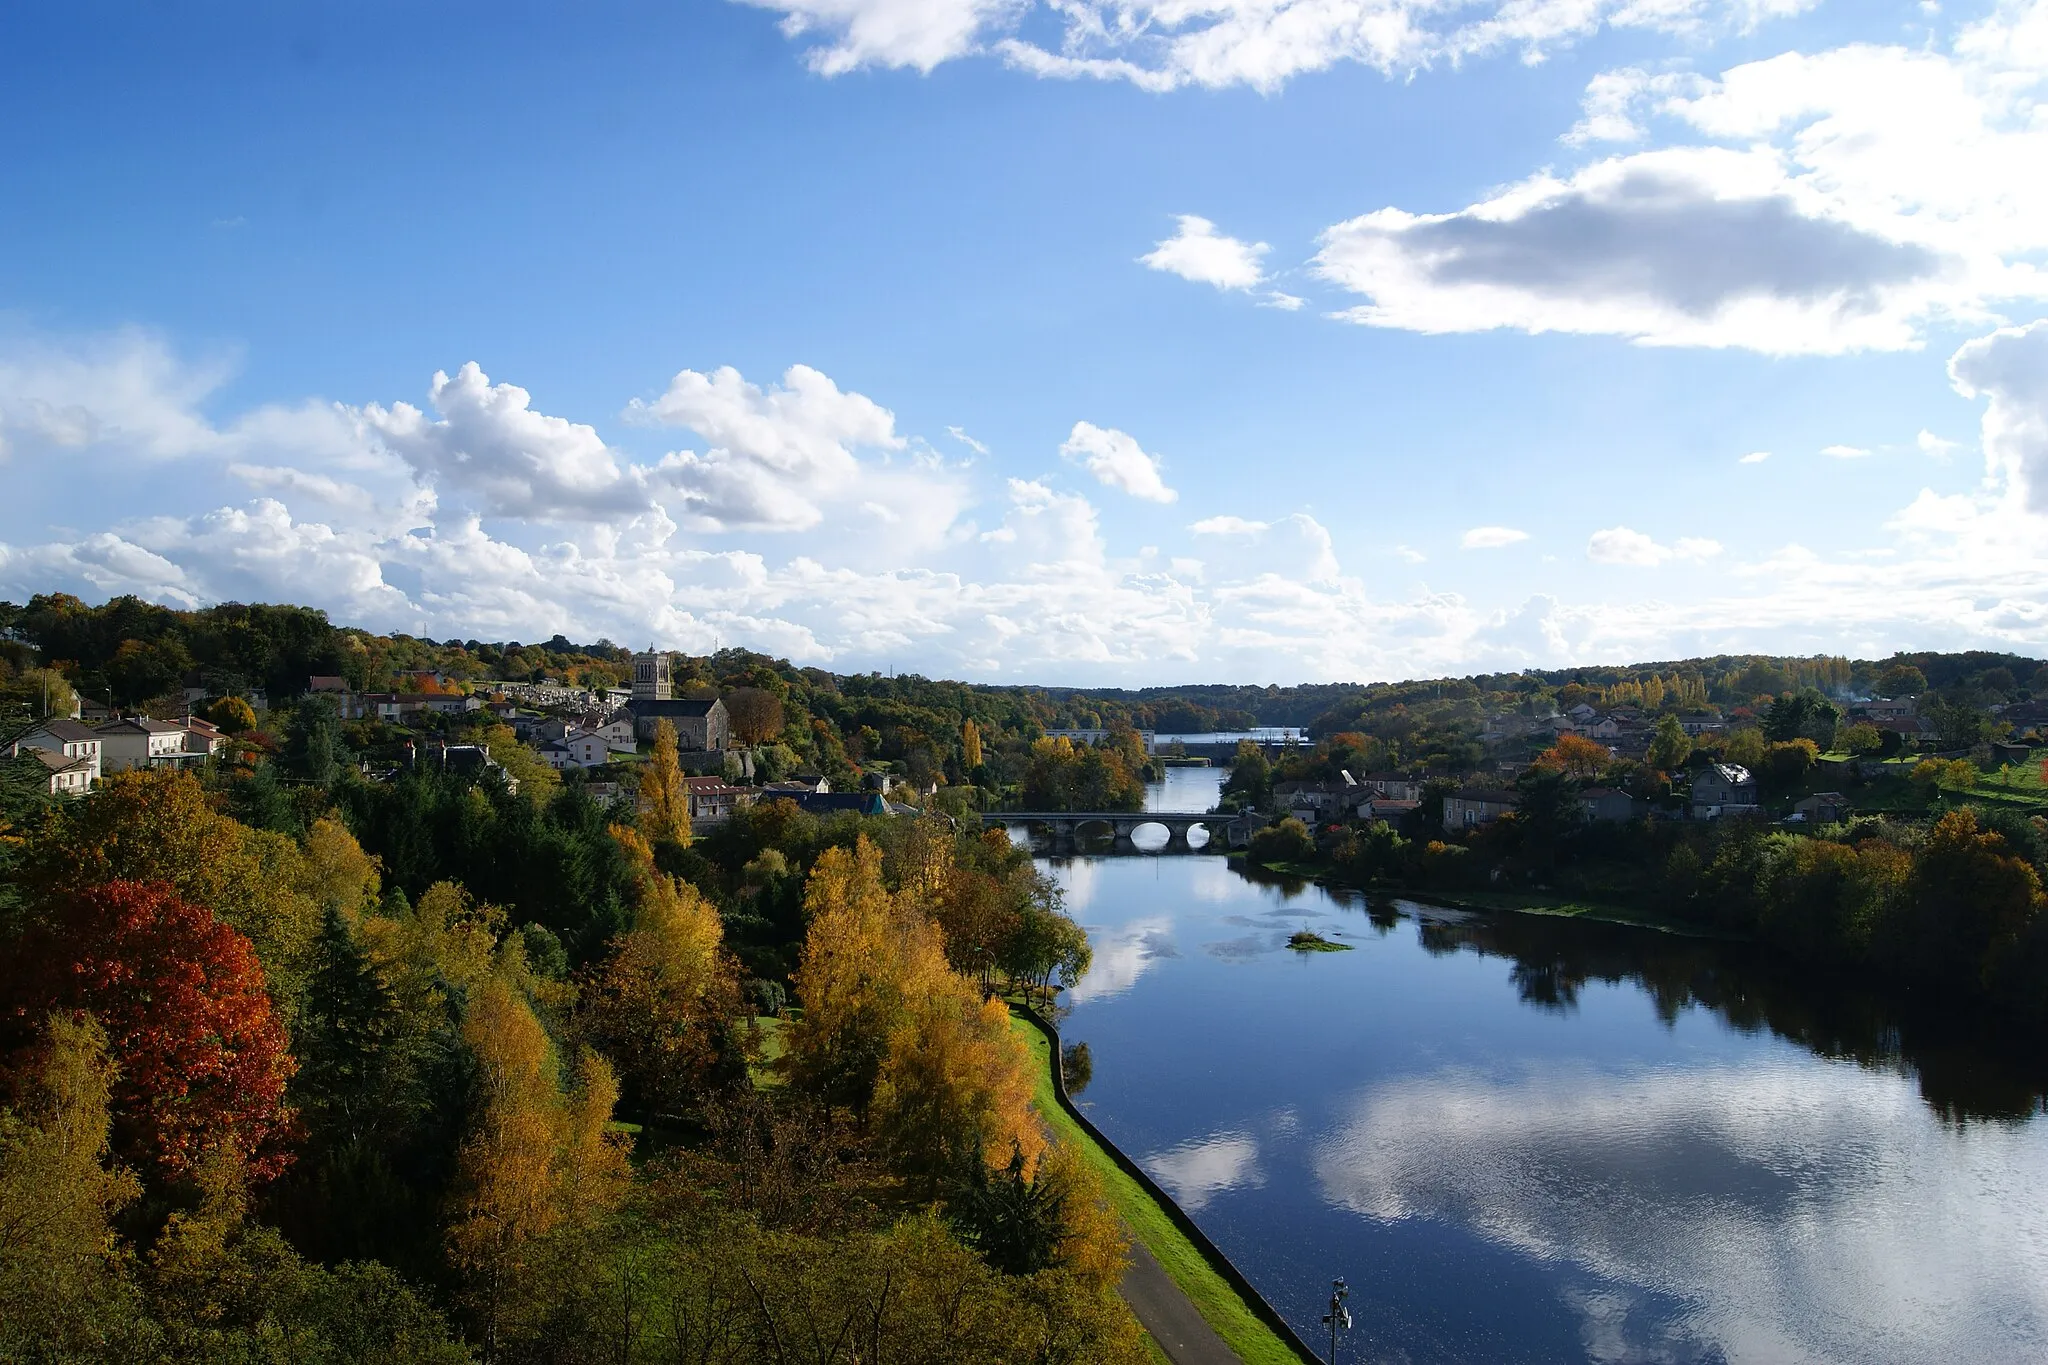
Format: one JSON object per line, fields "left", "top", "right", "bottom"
{"left": 1009, "top": 1004, "right": 1317, "bottom": 1365}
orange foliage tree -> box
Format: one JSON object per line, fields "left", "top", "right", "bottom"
{"left": 2, "top": 880, "right": 296, "bottom": 1185}
{"left": 1535, "top": 733, "right": 1611, "bottom": 780}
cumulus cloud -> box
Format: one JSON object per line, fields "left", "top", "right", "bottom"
{"left": 1918, "top": 430, "right": 1960, "bottom": 460}
{"left": 1144, "top": 1131, "right": 1264, "bottom": 1212}
{"left": 1190, "top": 515, "right": 1268, "bottom": 536}
{"left": 1140, "top": 216, "right": 1268, "bottom": 292}
{"left": 1586, "top": 526, "right": 1723, "bottom": 565}
{"left": 1462, "top": 526, "right": 1529, "bottom": 549}
{"left": 739, "top": 0, "right": 1816, "bottom": 92}
{"left": 1316, "top": 148, "right": 1960, "bottom": 355}
{"left": 1949, "top": 319, "right": 2048, "bottom": 512}
{"left": 1059, "top": 421, "right": 1178, "bottom": 503}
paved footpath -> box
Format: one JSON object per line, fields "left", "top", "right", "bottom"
{"left": 1119, "top": 1236, "right": 1245, "bottom": 1365}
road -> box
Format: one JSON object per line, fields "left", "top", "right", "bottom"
{"left": 1119, "top": 1236, "right": 1244, "bottom": 1364}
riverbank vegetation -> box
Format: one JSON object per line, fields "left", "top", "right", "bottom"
{"left": 0, "top": 740, "right": 1146, "bottom": 1360}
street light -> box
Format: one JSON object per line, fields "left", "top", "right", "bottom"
{"left": 1322, "top": 1277, "right": 1352, "bottom": 1364}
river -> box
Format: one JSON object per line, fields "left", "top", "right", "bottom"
{"left": 1038, "top": 768, "right": 2048, "bottom": 1364}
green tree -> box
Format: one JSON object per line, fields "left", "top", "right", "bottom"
{"left": 1648, "top": 714, "right": 1692, "bottom": 771}
{"left": 1877, "top": 663, "right": 1928, "bottom": 696}
{"left": 285, "top": 694, "right": 346, "bottom": 788}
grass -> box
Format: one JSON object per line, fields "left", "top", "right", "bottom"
{"left": 1287, "top": 928, "right": 1352, "bottom": 952}
{"left": 1010, "top": 1012, "right": 1303, "bottom": 1365}
{"left": 749, "top": 1015, "right": 788, "bottom": 1089}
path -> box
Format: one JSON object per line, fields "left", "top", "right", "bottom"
{"left": 1120, "top": 1236, "right": 1245, "bottom": 1364}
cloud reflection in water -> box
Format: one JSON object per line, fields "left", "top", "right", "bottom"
{"left": 1314, "top": 1061, "right": 2048, "bottom": 1363}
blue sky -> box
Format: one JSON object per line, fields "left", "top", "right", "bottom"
{"left": 3, "top": 0, "right": 2046, "bottom": 683}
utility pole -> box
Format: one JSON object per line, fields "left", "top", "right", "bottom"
{"left": 1322, "top": 1277, "right": 1351, "bottom": 1364}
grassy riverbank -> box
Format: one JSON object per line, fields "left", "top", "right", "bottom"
{"left": 1010, "top": 1013, "right": 1302, "bottom": 1365}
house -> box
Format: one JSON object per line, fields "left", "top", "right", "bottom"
{"left": 79, "top": 697, "right": 119, "bottom": 724}
{"left": 343, "top": 692, "right": 406, "bottom": 723}
{"left": 1678, "top": 716, "right": 1727, "bottom": 737}
{"left": 425, "top": 694, "right": 482, "bottom": 715}
{"left": 576, "top": 711, "right": 638, "bottom": 752}
{"left": 684, "top": 775, "right": 753, "bottom": 826}
{"left": 12, "top": 719, "right": 103, "bottom": 784}
{"left": 565, "top": 732, "right": 611, "bottom": 768}
{"left": 180, "top": 715, "right": 228, "bottom": 757}
{"left": 1579, "top": 787, "right": 1639, "bottom": 822}
{"left": 1850, "top": 698, "right": 1916, "bottom": 722}
{"left": 536, "top": 740, "right": 576, "bottom": 771}
{"left": 1362, "top": 797, "right": 1420, "bottom": 825}
{"left": 1444, "top": 789, "right": 1517, "bottom": 830}
{"left": 410, "top": 741, "right": 518, "bottom": 794}
{"left": 1273, "top": 779, "right": 1362, "bottom": 823}
{"left": 95, "top": 717, "right": 194, "bottom": 772}
{"left": 308, "top": 675, "right": 349, "bottom": 693}
{"left": 762, "top": 775, "right": 831, "bottom": 796}
{"left": 1360, "top": 771, "right": 1420, "bottom": 801}
{"left": 787, "top": 791, "right": 890, "bottom": 817}
{"left": 22, "top": 746, "right": 95, "bottom": 795}
{"left": 1793, "top": 792, "right": 1852, "bottom": 824}
{"left": 627, "top": 696, "right": 730, "bottom": 750}
{"left": 1691, "top": 763, "right": 1759, "bottom": 819}
{"left": 1565, "top": 703, "right": 1600, "bottom": 726}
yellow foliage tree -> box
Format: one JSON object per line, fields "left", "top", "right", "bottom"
{"left": 639, "top": 718, "right": 692, "bottom": 846}
{"left": 962, "top": 718, "right": 983, "bottom": 770}
{"left": 872, "top": 973, "right": 1039, "bottom": 1192}
{"left": 477, "top": 722, "right": 560, "bottom": 804}
{"left": 0, "top": 1014, "right": 142, "bottom": 1354}
{"left": 448, "top": 970, "right": 629, "bottom": 1358}
{"left": 583, "top": 825, "right": 735, "bottom": 1113}
{"left": 294, "top": 815, "right": 383, "bottom": 925}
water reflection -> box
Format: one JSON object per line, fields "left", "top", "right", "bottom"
{"left": 1051, "top": 827, "right": 2048, "bottom": 1363}
{"left": 1315, "top": 1061, "right": 2048, "bottom": 1364}
{"left": 1402, "top": 902, "right": 2048, "bottom": 1122}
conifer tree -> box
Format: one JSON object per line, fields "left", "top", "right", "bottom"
{"left": 639, "top": 719, "right": 692, "bottom": 846}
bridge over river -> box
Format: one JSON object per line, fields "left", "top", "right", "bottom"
{"left": 996, "top": 811, "right": 1244, "bottom": 854}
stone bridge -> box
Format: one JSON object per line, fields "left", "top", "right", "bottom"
{"left": 995, "top": 811, "right": 1236, "bottom": 854}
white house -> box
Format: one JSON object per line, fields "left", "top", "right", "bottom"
{"left": 566, "top": 732, "right": 611, "bottom": 768}
{"left": 95, "top": 717, "right": 193, "bottom": 772}
{"left": 13, "top": 719, "right": 103, "bottom": 784}
{"left": 181, "top": 715, "right": 228, "bottom": 757}
{"left": 1691, "top": 764, "right": 1759, "bottom": 819}
{"left": 24, "top": 746, "right": 95, "bottom": 795}
{"left": 536, "top": 740, "right": 576, "bottom": 771}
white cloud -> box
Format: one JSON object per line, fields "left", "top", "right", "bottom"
{"left": 1316, "top": 7, "right": 2048, "bottom": 355}
{"left": 740, "top": 0, "right": 1817, "bottom": 92}
{"left": 1949, "top": 318, "right": 2048, "bottom": 512}
{"left": 1587, "top": 526, "right": 1724, "bottom": 565}
{"left": 1259, "top": 290, "right": 1305, "bottom": 311}
{"left": 946, "top": 424, "right": 989, "bottom": 455}
{"left": 1140, "top": 216, "right": 1268, "bottom": 292}
{"left": 1462, "top": 526, "right": 1529, "bottom": 549}
{"left": 1918, "top": 429, "right": 1960, "bottom": 460}
{"left": 1059, "top": 420, "right": 1178, "bottom": 503}
{"left": 1316, "top": 147, "right": 1967, "bottom": 355}
{"left": 1144, "top": 1131, "right": 1264, "bottom": 1212}
{"left": 1823, "top": 444, "right": 1872, "bottom": 459}
{"left": 1189, "top": 515, "right": 1269, "bottom": 536}
{"left": 1740, "top": 450, "right": 1772, "bottom": 463}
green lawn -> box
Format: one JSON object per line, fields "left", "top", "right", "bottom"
{"left": 1010, "top": 1013, "right": 1303, "bottom": 1365}
{"left": 749, "top": 1015, "right": 788, "bottom": 1089}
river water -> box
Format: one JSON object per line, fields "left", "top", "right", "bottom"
{"left": 1038, "top": 769, "right": 2048, "bottom": 1364}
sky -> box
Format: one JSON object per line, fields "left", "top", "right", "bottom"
{"left": 2, "top": 0, "right": 2046, "bottom": 685}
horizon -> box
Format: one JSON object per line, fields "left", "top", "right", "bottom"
{"left": 5, "top": 2, "right": 2048, "bottom": 685}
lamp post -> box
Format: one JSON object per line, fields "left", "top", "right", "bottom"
{"left": 1322, "top": 1277, "right": 1351, "bottom": 1364}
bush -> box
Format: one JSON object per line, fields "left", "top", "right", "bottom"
{"left": 1248, "top": 818, "right": 1315, "bottom": 865}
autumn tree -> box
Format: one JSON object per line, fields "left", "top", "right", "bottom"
{"left": 448, "top": 968, "right": 630, "bottom": 1359}
{"left": 1535, "top": 733, "right": 1610, "bottom": 780}
{"left": 962, "top": 718, "right": 984, "bottom": 770}
{"left": 724, "top": 687, "right": 784, "bottom": 745}
{"left": 639, "top": 718, "right": 692, "bottom": 846}
{"left": 23, "top": 769, "right": 320, "bottom": 1002}
{"left": 872, "top": 969, "right": 1039, "bottom": 1194}
{"left": 783, "top": 839, "right": 913, "bottom": 1111}
{"left": 581, "top": 826, "right": 739, "bottom": 1116}
{"left": 2, "top": 880, "right": 296, "bottom": 1186}
{"left": 0, "top": 1014, "right": 143, "bottom": 1358}
{"left": 1894, "top": 808, "right": 2045, "bottom": 988}
{"left": 206, "top": 695, "right": 258, "bottom": 734}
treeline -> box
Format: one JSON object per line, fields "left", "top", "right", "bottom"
{"left": 0, "top": 733, "right": 1135, "bottom": 1360}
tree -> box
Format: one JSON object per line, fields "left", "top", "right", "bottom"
{"left": 639, "top": 718, "right": 692, "bottom": 846}
{"left": 0, "top": 1013, "right": 143, "bottom": 1358}
{"left": 477, "top": 722, "right": 559, "bottom": 803}
{"left": 1877, "top": 663, "right": 1928, "bottom": 697}
{"left": 448, "top": 970, "right": 629, "bottom": 1359}
{"left": 2, "top": 880, "right": 296, "bottom": 1186}
{"left": 581, "top": 826, "right": 737, "bottom": 1115}
{"left": 1001, "top": 901, "right": 1092, "bottom": 1011}
{"left": 724, "top": 687, "right": 784, "bottom": 745}
{"left": 1762, "top": 738, "right": 1819, "bottom": 792}
{"left": 962, "top": 718, "right": 984, "bottom": 771}
{"left": 1838, "top": 721, "right": 1884, "bottom": 756}
{"left": 950, "top": 1142, "right": 1068, "bottom": 1276}
{"left": 1723, "top": 726, "right": 1767, "bottom": 769}
{"left": 872, "top": 974, "right": 1039, "bottom": 1194}
{"left": 207, "top": 695, "right": 258, "bottom": 734}
{"left": 1894, "top": 808, "right": 2045, "bottom": 988}
{"left": 1536, "top": 733, "right": 1610, "bottom": 779}
{"left": 1248, "top": 817, "right": 1316, "bottom": 865}
{"left": 1647, "top": 714, "right": 1692, "bottom": 771}
{"left": 284, "top": 694, "right": 346, "bottom": 788}
{"left": 783, "top": 839, "right": 920, "bottom": 1111}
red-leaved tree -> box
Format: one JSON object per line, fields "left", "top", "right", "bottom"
{"left": 2, "top": 879, "right": 297, "bottom": 1184}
